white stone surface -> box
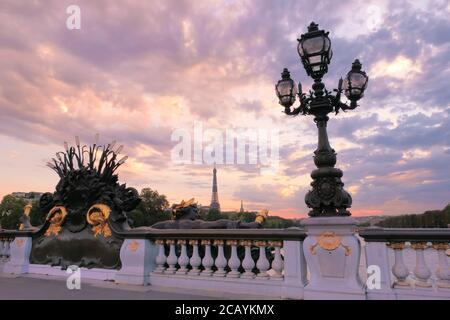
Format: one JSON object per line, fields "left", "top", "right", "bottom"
{"left": 28, "top": 264, "right": 116, "bottom": 280}
{"left": 149, "top": 272, "right": 299, "bottom": 299}
{"left": 115, "top": 239, "right": 157, "bottom": 285}
{"left": 3, "top": 237, "right": 32, "bottom": 275}
{"left": 364, "top": 242, "right": 396, "bottom": 299}
{"left": 281, "top": 240, "right": 306, "bottom": 299}
{"left": 302, "top": 217, "right": 365, "bottom": 300}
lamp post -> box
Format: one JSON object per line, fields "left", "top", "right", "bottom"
{"left": 275, "top": 22, "right": 368, "bottom": 217}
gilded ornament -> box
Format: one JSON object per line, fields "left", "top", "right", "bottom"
{"left": 15, "top": 239, "right": 25, "bottom": 248}
{"left": 86, "top": 204, "right": 112, "bottom": 238}
{"left": 310, "top": 231, "right": 352, "bottom": 256}
{"left": 127, "top": 240, "right": 139, "bottom": 252}
{"left": 44, "top": 206, "right": 67, "bottom": 237}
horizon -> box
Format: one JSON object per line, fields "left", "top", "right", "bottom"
{"left": 0, "top": 0, "right": 449, "bottom": 219}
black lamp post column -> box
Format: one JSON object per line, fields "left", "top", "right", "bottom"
{"left": 274, "top": 22, "right": 370, "bottom": 298}
{"left": 275, "top": 22, "right": 368, "bottom": 217}
{"left": 306, "top": 115, "right": 352, "bottom": 217}
{"left": 275, "top": 22, "right": 368, "bottom": 300}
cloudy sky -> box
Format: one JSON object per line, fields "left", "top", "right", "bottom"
{"left": 0, "top": 0, "right": 449, "bottom": 218}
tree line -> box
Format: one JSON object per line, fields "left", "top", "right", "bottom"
{"left": 0, "top": 188, "right": 299, "bottom": 229}
{"left": 376, "top": 204, "right": 450, "bottom": 228}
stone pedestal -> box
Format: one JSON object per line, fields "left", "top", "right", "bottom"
{"left": 115, "top": 239, "right": 157, "bottom": 285}
{"left": 3, "top": 237, "right": 32, "bottom": 275}
{"left": 301, "top": 217, "right": 365, "bottom": 300}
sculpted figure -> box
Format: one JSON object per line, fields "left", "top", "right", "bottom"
{"left": 149, "top": 199, "right": 265, "bottom": 229}
{"left": 29, "top": 136, "right": 141, "bottom": 269}
{"left": 19, "top": 203, "right": 37, "bottom": 231}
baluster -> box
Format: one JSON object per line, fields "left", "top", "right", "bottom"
{"left": 0, "top": 239, "right": 4, "bottom": 261}
{"left": 189, "top": 240, "right": 201, "bottom": 275}
{"left": 389, "top": 242, "right": 410, "bottom": 287}
{"left": 4, "top": 239, "right": 11, "bottom": 261}
{"left": 226, "top": 240, "right": 240, "bottom": 278}
{"left": 255, "top": 240, "right": 270, "bottom": 279}
{"left": 214, "top": 240, "right": 227, "bottom": 277}
{"left": 240, "top": 240, "right": 255, "bottom": 279}
{"left": 200, "top": 240, "right": 214, "bottom": 276}
{"left": 433, "top": 242, "right": 450, "bottom": 288}
{"left": 411, "top": 242, "right": 432, "bottom": 288}
{"left": 269, "top": 241, "right": 284, "bottom": 279}
{"left": 165, "top": 240, "right": 178, "bottom": 274}
{"left": 154, "top": 239, "right": 167, "bottom": 274}
{"left": 176, "top": 240, "right": 189, "bottom": 274}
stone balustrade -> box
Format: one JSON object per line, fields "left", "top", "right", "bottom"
{"left": 114, "top": 228, "right": 308, "bottom": 298}
{"left": 386, "top": 242, "right": 450, "bottom": 289}
{"left": 152, "top": 238, "right": 284, "bottom": 279}
{"left": 0, "top": 237, "right": 14, "bottom": 263}
{"left": 360, "top": 227, "right": 450, "bottom": 300}
{"left": 1, "top": 225, "right": 449, "bottom": 300}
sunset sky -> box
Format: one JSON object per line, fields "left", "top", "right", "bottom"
{"left": 0, "top": 0, "right": 449, "bottom": 218}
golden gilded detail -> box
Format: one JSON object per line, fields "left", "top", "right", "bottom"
{"left": 387, "top": 242, "right": 406, "bottom": 250}
{"left": 432, "top": 242, "right": 449, "bottom": 251}
{"left": 15, "top": 239, "right": 25, "bottom": 248}
{"left": 128, "top": 240, "right": 140, "bottom": 252}
{"left": 173, "top": 198, "right": 196, "bottom": 211}
{"left": 254, "top": 240, "right": 267, "bottom": 247}
{"left": 310, "top": 231, "right": 352, "bottom": 256}
{"left": 86, "top": 204, "right": 112, "bottom": 238}
{"left": 317, "top": 231, "right": 342, "bottom": 250}
{"left": 19, "top": 204, "right": 33, "bottom": 230}
{"left": 268, "top": 240, "right": 282, "bottom": 247}
{"left": 45, "top": 206, "right": 67, "bottom": 237}
{"left": 411, "top": 242, "right": 428, "bottom": 250}
{"left": 255, "top": 209, "right": 269, "bottom": 224}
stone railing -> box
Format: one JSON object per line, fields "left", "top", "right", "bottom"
{"left": 0, "top": 230, "right": 33, "bottom": 275}
{"left": 0, "top": 237, "right": 14, "bottom": 264}
{"left": 114, "top": 228, "right": 307, "bottom": 299}
{"left": 360, "top": 227, "right": 450, "bottom": 300}
{"left": 1, "top": 223, "right": 449, "bottom": 300}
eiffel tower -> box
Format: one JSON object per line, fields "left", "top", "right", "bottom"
{"left": 210, "top": 164, "right": 220, "bottom": 211}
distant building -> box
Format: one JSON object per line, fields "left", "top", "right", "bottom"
{"left": 209, "top": 164, "right": 220, "bottom": 211}
{"left": 239, "top": 200, "right": 244, "bottom": 213}
{"left": 11, "top": 192, "right": 43, "bottom": 203}
{"left": 354, "top": 215, "right": 387, "bottom": 226}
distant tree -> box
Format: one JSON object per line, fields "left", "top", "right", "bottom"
{"left": 376, "top": 204, "right": 450, "bottom": 228}
{"left": 0, "top": 195, "right": 27, "bottom": 229}
{"left": 264, "top": 216, "right": 294, "bottom": 229}
{"left": 29, "top": 200, "right": 46, "bottom": 226}
{"left": 127, "top": 188, "right": 170, "bottom": 227}
{"left": 205, "top": 208, "right": 225, "bottom": 221}
{"left": 238, "top": 211, "right": 257, "bottom": 223}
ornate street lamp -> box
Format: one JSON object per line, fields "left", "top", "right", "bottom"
{"left": 275, "top": 22, "right": 369, "bottom": 217}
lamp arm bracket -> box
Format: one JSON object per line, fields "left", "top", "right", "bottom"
{"left": 284, "top": 94, "right": 310, "bottom": 116}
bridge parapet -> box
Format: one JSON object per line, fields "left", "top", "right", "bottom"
{"left": 360, "top": 227, "right": 450, "bottom": 300}
{"left": 1, "top": 226, "right": 449, "bottom": 300}
{"left": 115, "top": 228, "right": 307, "bottom": 299}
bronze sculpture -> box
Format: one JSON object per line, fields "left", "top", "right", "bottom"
{"left": 148, "top": 199, "right": 266, "bottom": 229}
{"left": 29, "top": 136, "right": 141, "bottom": 269}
